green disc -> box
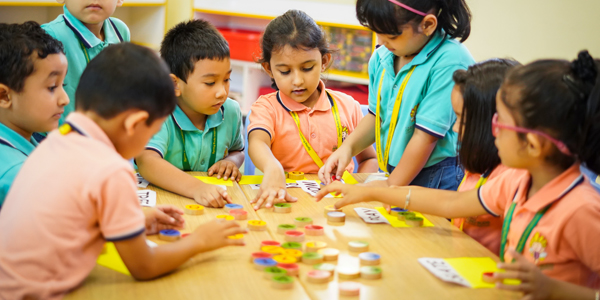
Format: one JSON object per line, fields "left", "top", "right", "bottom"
{"left": 406, "top": 216, "right": 423, "bottom": 221}
{"left": 278, "top": 224, "right": 296, "bottom": 230}
{"left": 272, "top": 275, "right": 294, "bottom": 283}
{"left": 275, "top": 203, "right": 292, "bottom": 208}
{"left": 295, "top": 217, "right": 312, "bottom": 222}
{"left": 303, "top": 252, "right": 323, "bottom": 259}
{"left": 398, "top": 212, "right": 415, "bottom": 217}
{"left": 265, "top": 266, "right": 286, "bottom": 275}
{"left": 281, "top": 242, "right": 302, "bottom": 249}
{"left": 360, "top": 266, "right": 382, "bottom": 274}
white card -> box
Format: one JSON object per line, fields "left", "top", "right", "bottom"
{"left": 137, "top": 190, "right": 156, "bottom": 207}
{"left": 354, "top": 207, "right": 389, "bottom": 224}
{"left": 297, "top": 180, "right": 322, "bottom": 197}
{"left": 249, "top": 183, "right": 301, "bottom": 190}
{"left": 364, "top": 173, "right": 388, "bottom": 184}
{"left": 418, "top": 258, "right": 471, "bottom": 287}
{"left": 135, "top": 172, "right": 150, "bottom": 188}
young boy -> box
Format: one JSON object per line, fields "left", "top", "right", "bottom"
{"left": 0, "top": 43, "right": 246, "bottom": 300}
{"left": 42, "top": 0, "right": 129, "bottom": 124}
{"left": 0, "top": 21, "right": 69, "bottom": 207}
{"left": 136, "top": 20, "right": 245, "bottom": 208}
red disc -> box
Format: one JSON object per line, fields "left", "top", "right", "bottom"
{"left": 261, "top": 240, "right": 281, "bottom": 247}
{"left": 285, "top": 230, "right": 305, "bottom": 236}
{"left": 305, "top": 225, "right": 323, "bottom": 230}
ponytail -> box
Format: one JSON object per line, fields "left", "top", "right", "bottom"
{"left": 436, "top": 0, "right": 471, "bottom": 42}
{"left": 575, "top": 54, "right": 600, "bottom": 174}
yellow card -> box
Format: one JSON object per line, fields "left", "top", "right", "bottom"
{"left": 341, "top": 171, "right": 359, "bottom": 185}
{"left": 375, "top": 207, "right": 434, "bottom": 227}
{"left": 96, "top": 242, "right": 130, "bottom": 276}
{"left": 444, "top": 257, "right": 521, "bottom": 288}
{"left": 238, "top": 175, "right": 297, "bottom": 185}
{"left": 194, "top": 176, "right": 234, "bottom": 186}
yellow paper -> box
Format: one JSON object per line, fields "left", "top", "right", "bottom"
{"left": 238, "top": 175, "right": 298, "bottom": 185}
{"left": 194, "top": 176, "right": 234, "bottom": 186}
{"left": 444, "top": 257, "right": 521, "bottom": 289}
{"left": 341, "top": 172, "right": 359, "bottom": 185}
{"left": 375, "top": 207, "right": 434, "bottom": 227}
{"left": 96, "top": 242, "right": 130, "bottom": 276}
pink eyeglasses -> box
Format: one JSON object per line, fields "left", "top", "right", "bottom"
{"left": 492, "top": 113, "right": 572, "bottom": 156}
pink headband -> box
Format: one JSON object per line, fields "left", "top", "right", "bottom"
{"left": 388, "top": 0, "right": 428, "bottom": 17}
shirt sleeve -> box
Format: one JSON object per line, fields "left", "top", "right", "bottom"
{"left": 248, "top": 97, "right": 276, "bottom": 142}
{"left": 145, "top": 120, "right": 170, "bottom": 158}
{"left": 95, "top": 165, "right": 145, "bottom": 241}
{"left": 563, "top": 203, "right": 600, "bottom": 275}
{"left": 414, "top": 64, "right": 466, "bottom": 139}
{"left": 230, "top": 103, "right": 245, "bottom": 151}
{"left": 478, "top": 169, "right": 524, "bottom": 217}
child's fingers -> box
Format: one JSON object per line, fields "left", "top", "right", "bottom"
{"left": 207, "top": 164, "right": 216, "bottom": 176}
{"left": 493, "top": 271, "right": 527, "bottom": 281}
{"left": 216, "top": 163, "right": 227, "bottom": 179}
{"left": 384, "top": 204, "right": 391, "bottom": 213}
{"left": 218, "top": 188, "right": 231, "bottom": 204}
{"left": 222, "top": 164, "right": 234, "bottom": 181}
{"left": 497, "top": 261, "right": 529, "bottom": 272}
{"left": 156, "top": 204, "right": 184, "bottom": 215}
{"left": 333, "top": 198, "right": 353, "bottom": 209}
{"left": 264, "top": 192, "right": 277, "bottom": 209}
{"left": 283, "top": 191, "right": 298, "bottom": 203}
{"left": 495, "top": 282, "right": 532, "bottom": 293}
{"left": 223, "top": 226, "right": 247, "bottom": 237}
{"left": 226, "top": 238, "right": 246, "bottom": 246}
{"left": 317, "top": 166, "right": 328, "bottom": 184}
{"left": 253, "top": 191, "right": 270, "bottom": 210}
{"left": 234, "top": 169, "right": 242, "bottom": 182}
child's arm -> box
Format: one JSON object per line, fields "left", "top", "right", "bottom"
{"left": 495, "top": 250, "right": 597, "bottom": 300}
{"left": 136, "top": 150, "right": 232, "bottom": 207}
{"left": 207, "top": 150, "right": 244, "bottom": 182}
{"left": 114, "top": 220, "right": 246, "bottom": 280}
{"left": 143, "top": 205, "right": 186, "bottom": 235}
{"left": 315, "top": 182, "right": 486, "bottom": 218}
{"left": 319, "top": 114, "right": 377, "bottom": 183}
{"left": 248, "top": 130, "right": 297, "bottom": 210}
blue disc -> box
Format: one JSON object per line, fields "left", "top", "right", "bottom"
{"left": 359, "top": 252, "right": 381, "bottom": 261}
{"left": 391, "top": 207, "right": 407, "bottom": 213}
{"left": 254, "top": 258, "right": 277, "bottom": 267}
{"left": 225, "top": 203, "right": 244, "bottom": 210}
{"left": 159, "top": 229, "right": 180, "bottom": 236}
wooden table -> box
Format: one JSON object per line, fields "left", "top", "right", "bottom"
{"left": 65, "top": 173, "right": 518, "bottom": 300}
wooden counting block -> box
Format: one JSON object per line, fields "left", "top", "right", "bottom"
{"left": 482, "top": 272, "right": 497, "bottom": 284}
{"left": 273, "top": 203, "right": 292, "bottom": 213}
{"left": 302, "top": 252, "right": 324, "bottom": 265}
{"left": 281, "top": 242, "right": 302, "bottom": 250}
{"left": 184, "top": 204, "right": 204, "bottom": 215}
{"left": 250, "top": 252, "right": 272, "bottom": 263}
{"left": 348, "top": 241, "right": 369, "bottom": 253}
{"left": 285, "top": 230, "right": 305, "bottom": 242}
{"left": 359, "top": 252, "right": 381, "bottom": 266}
{"left": 253, "top": 258, "right": 277, "bottom": 271}
{"left": 307, "top": 270, "right": 331, "bottom": 284}
{"left": 390, "top": 207, "right": 407, "bottom": 216}
{"left": 282, "top": 249, "right": 303, "bottom": 262}
{"left": 294, "top": 217, "right": 313, "bottom": 227}
{"left": 327, "top": 212, "right": 346, "bottom": 223}
{"left": 305, "top": 225, "right": 324, "bottom": 236}
{"left": 248, "top": 220, "right": 267, "bottom": 231}
{"left": 397, "top": 211, "right": 416, "bottom": 221}
{"left": 305, "top": 241, "right": 327, "bottom": 253}
{"left": 288, "top": 171, "right": 304, "bottom": 180}
{"left": 225, "top": 203, "right": 243, "bottom": 210}
{"left": 230, "top": 209, "right": 248, "bottom": 220}
{"left": 277, "top": 263, "right": 299, "bottom": 276}
{"left": 216, "top": 214, "right": 234, "bottom": 221}
{"left": 324, "top": 205, "right": 342, "bottom": 217}
{"left": 318, "top": 248, "right": 340, "bottom": 261}
{"left": 158, "top": 229, "right": 181, "bottom": 242}
{"left": 278, "top": 224, "right": 296, "bottom": 234}
{"left": 271, "top": 275, "right": 294, "bottom": 289}
{"left": 360, "top": 266, "right": 382, "bottom": 279}
{"left": 405, "top": 216, "right": 424, "bottom": 227}
{"left": 339, "top": 281, "right": 361, "bottom": 296}
{"left": 314, "top": 263, "right": 336, "bottom": 279}
{"left": 337, "top": 267, "right": 360, "bottom": 280}
{"left": 261, "top": 245, "right": 284, "bottom": 255}
{"left": 260, "top": 240, "right": 281, "bottom": 249}
{"left": 264, "top": 266, "right": 287, "bottom": 279}
{"left": 272, "top": 255, "right": 298, "bottom": 264}
{"left": 227, "top": 234, "right": 244, "bottom": 241}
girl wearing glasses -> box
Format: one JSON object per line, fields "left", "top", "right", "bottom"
{"left": 317, "top": 51, "right": 600, "bottom": 299}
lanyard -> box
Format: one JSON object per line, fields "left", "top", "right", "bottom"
{"left": 375, "top": 65, "right": 417, "bottom": 172}
{"left": 171, "top": 115, "right": 218, "bottom": 171}
{"left": 288, "top": 91, "right": 342, "bottom": 168}
{"left": 454, "top": 169, "right": 492, "bottom": 231}
{"left": 79, "top": 41, "right": 90, "bottom": 64}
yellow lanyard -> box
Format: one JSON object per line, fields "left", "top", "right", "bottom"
{"left": 289, "top": 91, "right": 342, "bottom": 168}
{"left": 79, "top": 41, "right": 90, "bottom": 64}
{"left": 375, "top": 66, "right": 417, "bottom": 172}
{"left": 455, "top": 170, "right": 491, "bottom": 231}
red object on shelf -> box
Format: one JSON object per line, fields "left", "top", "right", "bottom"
{"left": 257, "top": 85, "right": 369, "bottom": 105}
{"left": 218, "top": 27, "right": 262, "bottom": 62}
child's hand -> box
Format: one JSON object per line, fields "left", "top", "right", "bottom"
{"left": 251, "top": 180, "right": 297, "bottom": 210}
{"left": 193, "top": 184, "right": 232, "bottom": 208}
{"left": 315, "top": 182, "right": 371, "bottom": 208}
{"left": 494, "top": 250, "right": 552, "bottom": 299}
{"left": 319, "top": 146, "right": 353, "bottom": 185}
{"left": 192, "top": 219, "right": 248, "bottom": 252}
{"left": 144, "top": 205, "right": 185, "bottom": 235}
{"left": 208, "top": 160, "right": 242, "bottom": 182}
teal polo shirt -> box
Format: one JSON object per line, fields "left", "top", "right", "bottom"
{"left": 42, "top": 5, "right": 130, "bottom": 125}
{"left": 0, "top": 123, "right": 38, "bottom": 207}
{"left": 146, "top": 99, "right": 245, "bottom": 171}
{"left": 368, "top": 31, "right": 474, "bottom": 168}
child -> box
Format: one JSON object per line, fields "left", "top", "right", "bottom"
{"left": 317, "top": 51, "right": 600, "bottom": 293}
{"left": 450, "top": 58, "right": 519, "bottom": 255}
{"left": 320, "top": 0, "right": 475, "bottom": 190}
{"left": 0, "top": 43, "right": 246, "bottom": 300}
{"left": 136, "top": 20, "right": 245, "bottom": 208}
{"left": 42, "top": 0, "right": 129, "bottom": 125}
{"left": 0, "top": 21, "right": 69, "bottom": 207}
{"left": 248, "top": 9, "right": 378, "bottom": 210}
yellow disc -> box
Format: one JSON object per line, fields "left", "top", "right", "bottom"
{"left": 282, "top": 249, "right": 303, "bottom": 259}
{"left": 228, "top": 234, "right": 244, "bottom": 239}
{"left": 216, "top": 215, "right": 234, "bottom": 221}
{"left": 185, "top": 204, "right": 204, "bottom": 210}
{"left": 306, "top": 241, "right": 327, "bottom": 249}
{"left": 288, "top": 171, "right": 304, "bottom": 180}
{"left": 261, "top": 245, "right": 284, "bottom": 254}
{"left": 248, "top": 220, "right": 267, "bottom": 226}
{"left": 272, "top": 255, "right": 298, "bottom": 264}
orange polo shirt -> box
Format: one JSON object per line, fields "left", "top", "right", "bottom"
{"left": 453, "top": 165, "right": 509, "bottom": 255}
{"left": 249, "top": 80, "right": 362, "bottom": 173}
{"left": 479, "top": 164, "right": 600, "bottom": 287}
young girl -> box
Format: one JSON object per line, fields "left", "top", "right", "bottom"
{"left": 320, "top": 0, "right": 475, "bottom": 191}
{"left": 317, "top": 51, "right": 600, "bottom": 296}
{"left": 450, "top": 58, "right": 519, "bottom": 255}
{"left": 248, "top": 9, "right": 378, "bottom": 210}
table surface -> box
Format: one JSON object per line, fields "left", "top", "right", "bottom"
{"left": 65, "top": 173, "right": 519, "bottom": 300}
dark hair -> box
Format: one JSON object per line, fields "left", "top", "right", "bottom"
{"left": 160, "top": 19, "right": 230, "bottom": 83}
{"left": 501, "top": 50, "right": 600, "bottom": 173}
{"left": 0, "top": 21, "right": 64, "bottom": 93}
{"left": 356, "top": 0, "right": 471, "bottom": 42}
{"left": 453, "top": 59, "right": 520, "bottom": 174}
{"left": 76, "top": 43, "right": 176, "bottom": 124}
{"left": 259, "top": 9, "right": 332, "bottom": 90}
